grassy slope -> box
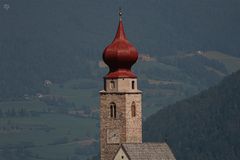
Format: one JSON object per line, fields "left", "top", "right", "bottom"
{"left": 1, "top": 0, "right": 240, "bottom": 101}
{"left": 0, "top": 91, "right": 97, "bottom": 160}
{"left": 0, "top": 51, "right": 240, "bottom": 159}
{"left": 201, "top": 51, "right": 240, "bottom": 72}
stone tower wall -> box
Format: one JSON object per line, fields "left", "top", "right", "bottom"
{"left": 100, "top": 77, "right": 142, "bottom": 160}
{"left": 100, "top": 90, "right": 142, "bottom": 160}
{"left": 100, "top": 93, "right": 126, "bottom": 160}
{"left": 125, "top": 93, "right": 142, "bottom": 143}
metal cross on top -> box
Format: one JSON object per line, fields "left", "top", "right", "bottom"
{"left": 119, "top": 7, "right": 123, "bottom": 20}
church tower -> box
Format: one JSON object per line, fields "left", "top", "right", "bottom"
{"left": 99, "top": 11, "right": 142, "bottom": 160}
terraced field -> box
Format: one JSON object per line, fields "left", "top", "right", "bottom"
{"left": 1, "top": 51, "right": 240, "bottom": 159}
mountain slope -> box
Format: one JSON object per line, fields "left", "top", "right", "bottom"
{"left": 143, "top": 70, "right": 240, "bottom": 160}
{"left": 0, "top": 0, "right": 240, "bottom": 101}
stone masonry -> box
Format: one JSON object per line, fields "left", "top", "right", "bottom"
{"left": 100, "top": 78, "right": 142, "bottom": 160}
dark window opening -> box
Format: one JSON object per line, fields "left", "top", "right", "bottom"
{"left": 132, "top": 81, "right": 135, "bottom": 89}
{"left": 131, "top": 102, "right": 136, "bottom": 117}
{"left": 104, "top": 80, "right": 106, "bottom": 90}
{"left": 110, "top": 105, "right": 113, "bottom": 117}
{"left": 110, "top": 102, "right": 116, "bottom": 118}
{"left": 110, "top": 81, "right": 115, "bottom": 89}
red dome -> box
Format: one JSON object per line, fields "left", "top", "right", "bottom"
{"left": 103, "top": 18, "right": 138, "bottom": 78}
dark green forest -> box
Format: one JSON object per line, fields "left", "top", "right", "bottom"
{"left": 0, "top": 0, "right": 240, "bottom": 159}
{"left": 143, "top": 70, "right": 240, "bottom": 160}
{"left": 1, "top": 0, "right": 240, "bottom": 101}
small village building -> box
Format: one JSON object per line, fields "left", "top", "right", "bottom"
{"left": 44, "top": 80, "right": 52, "bottom": 87}
{"left": 114, "top": 143, "right": 176, "bottom": 160}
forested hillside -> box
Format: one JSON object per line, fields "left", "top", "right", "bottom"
{"left": 143, "top": 70, "right": 240, "bottom": 160}
{"left": 0, "top": 1, "right": 240, "bottom": 159}
{"left": 0, "top": 0, "right": 240, "bottom": 101}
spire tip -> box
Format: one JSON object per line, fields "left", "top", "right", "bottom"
{"left": 119, "top": 7, "right": 123, "bottom": 20}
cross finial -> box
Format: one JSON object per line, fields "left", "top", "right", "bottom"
{"left": 119, "top": 7, "right": 123, "bottom": 20}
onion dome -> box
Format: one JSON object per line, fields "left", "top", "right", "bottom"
{"left": 103, "top": 11, "right": 138, "bottom": 78}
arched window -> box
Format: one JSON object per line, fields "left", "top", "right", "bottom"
{"left": 132, "top": 81, "right": 135, "bottom": 90}
{"left": 110, "top": 102, "right": 116, "bottom": 118}
{"left": 131, "top": 102, "right": 136, "bottom": 117}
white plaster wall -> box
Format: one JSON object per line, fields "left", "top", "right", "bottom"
{"left": 114, "top": 148, "right": 129, "bottom": 160}
{"left": 105, "top": 78, "right": 138, "bottom": 92}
